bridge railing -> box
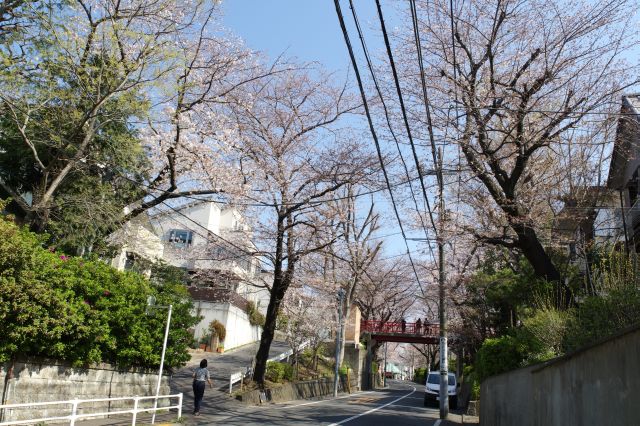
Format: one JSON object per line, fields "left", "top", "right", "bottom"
{"left": 360, "top": 320, "right": 439, "bottom": 336}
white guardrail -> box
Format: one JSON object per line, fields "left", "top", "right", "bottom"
{"left": 0, "top": 393, "right": 182, "bottom": 426}
{"left": 229, "top": 341, "right": 311, "bottom": 393}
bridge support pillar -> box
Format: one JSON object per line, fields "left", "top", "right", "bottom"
{"left": 364, "top": 336, "right": 376, "bottom": 390}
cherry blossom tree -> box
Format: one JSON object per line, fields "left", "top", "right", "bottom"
{"left": 392, "top": 0, "right": 639, "bottom": 302}
{"left": 225, "top": 67, "right": 376, "bottom": 386}
{"left": 326, "top": 184, "right": 382, "bottom": 366}
{"left": 280, "top": 284, "right": 336, "bottom": 377}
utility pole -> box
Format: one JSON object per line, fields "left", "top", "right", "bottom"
{"left": 333, "top": 288, "right": 345, "bottom": 397}
{"left": 383, "top": 342, "right": 388, "bottom": 387}
{"left": 437, "top": 147, "right": 449, "bottom": 419}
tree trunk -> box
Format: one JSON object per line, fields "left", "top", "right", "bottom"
{"left": 511, "top": 222, "right": 571, "bottom": 308}
{"left": 253, "top": 277, "right": 287, "bottom": 386}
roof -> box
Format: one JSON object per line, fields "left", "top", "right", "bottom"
{"left": 188, "top": 285, "right": 248, "bottom": 311}
{"left": 626, "top": 94, "right": 640, "bottom": 114}
{"left": 607, "top": 94, "right": 640, "bottom": 189}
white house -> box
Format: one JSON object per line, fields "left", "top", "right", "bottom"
{"left": 113, "top": 201, "right": 271, "bottom": 351}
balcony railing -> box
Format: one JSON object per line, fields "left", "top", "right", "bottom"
{"left": 361, "top": 320, "right": 439, "bottom": 336}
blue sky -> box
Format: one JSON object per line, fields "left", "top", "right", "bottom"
{"left": 221, "top": 1, "right": 419, "bottom": 261}
{"left": 223, "top": 1, "right": 373, "bottom": 74}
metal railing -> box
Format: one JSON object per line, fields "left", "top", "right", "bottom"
{"left": 360, "top": 320, "right": 440, "bottom": 336}
{"left": 0, "top": 393, "right": 182, "bottom": 426}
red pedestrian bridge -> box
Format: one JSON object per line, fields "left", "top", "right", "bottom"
{"left": 360, "top": 320, "right": 440, "bottom": 344}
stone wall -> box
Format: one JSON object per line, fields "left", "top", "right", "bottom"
{"left": 480, "top": 324, "right": 640, "bottom": 426}
{"left": 0, "top": 358, "right": 170, "bottom": 423}
{"left": 237, "top": 376, "right": 359, "bottom": 405}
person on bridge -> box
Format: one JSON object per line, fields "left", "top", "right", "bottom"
{"left": 415, "top": 318, "right": 422, "bottom": 335}
{"left": 401, "top": 318, "right": 406, "bottom": 332}
{"left": 192, "top": 359, "right": 213, "bottom": 416}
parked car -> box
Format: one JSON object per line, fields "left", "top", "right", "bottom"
{"left": 424, "top": 371, "right": 457, "bottom": 409}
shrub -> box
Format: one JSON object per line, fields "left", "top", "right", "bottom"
{"left": 463, "top": 365, "right": 481, "bottom": 400}
{"left": 0, "top": 213, "right": 197, "bottom": 369}
{"left": 522, "top": 308, "right": 569, "bottom": 360}
{"left": 283, "top": 363, "right": 294, "bottom": 381}
{"left": 266, "top": 361, "right": 286, "bottom": 383}
{"left": 246, "top": 301, "right": 266, "bottom": 327}
{"left": 209, "top": 319, "right": 226, "bottom": 342}
{"left": 475, "top": 333, "right": 533, "bottom": 382}
{"left": 413, "top": 367, "right": 427, "bottom": 384}
{"left": 338, "top": 363, "right": 351, "bottom": 376}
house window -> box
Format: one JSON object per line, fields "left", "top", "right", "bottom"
{"left": 124, "top": 252, "right": 136, "bottom": 270}
{"left": 169, "top": 229, "right": 193, "bottom": 248}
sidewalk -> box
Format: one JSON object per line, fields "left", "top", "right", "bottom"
{"left": 170, "top": 338, "right": 290, "bottom": 423}
{"left": 75, "top": 339, "right": 292, "bottom": 426}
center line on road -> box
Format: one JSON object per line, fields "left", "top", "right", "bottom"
{"left": 327, "top": 386, "right": 416, "bottom": 426}
{"left": 269, "top": 390, "right": 376, "bottom": 410}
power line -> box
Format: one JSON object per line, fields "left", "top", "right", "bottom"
{"left": 113, "top": 165, "right": 440, "bottom": 210}
{"left": 374, "top": 0, "right": 440, "bottom": 241}
{"left": 333, "top": 0, "right": 429, "bottom": 300}
{"left": 348, "top": 0, "right": 436, "bottom": 262}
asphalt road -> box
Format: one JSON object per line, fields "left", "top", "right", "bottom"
{"left": 190, "top": 380, "right": 477, "bottom": 426}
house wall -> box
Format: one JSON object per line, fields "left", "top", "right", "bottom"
{"left": 613, "top": 100, "right": 640, "bottom": 245}
{"left": 193, "top": 301, "right": 262, "bottom": 350}
{"left": 109, "top": 224, "right": 164, "bottom": 271}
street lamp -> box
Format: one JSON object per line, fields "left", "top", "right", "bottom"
{"left": 146, "top": 296, "right": 173, "bottom": 425}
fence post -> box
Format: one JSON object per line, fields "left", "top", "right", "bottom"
{"left": 70, "top": 399, "right": 79, "bottom": 426}
{"left": 131, "top": 396, "right": 139, "bottom": 425}
{"left": 177, "top": 393, "right": 182, "bottom": 420}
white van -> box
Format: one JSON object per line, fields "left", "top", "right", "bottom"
{"left": 424, "top": 371, "right": 457, "bottom": 409}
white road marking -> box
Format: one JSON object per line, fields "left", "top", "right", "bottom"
{"left": 269, "top": 390, "right": 376, "bottom": 410}
{"left": 327, "top": 386, "right": 417, "bottom": 425}
{"left": 434, "top": 419, "right": 442, "bottom": 426}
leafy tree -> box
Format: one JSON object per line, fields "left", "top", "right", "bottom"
{"left": 0, "top": 210, "right": 197, "bottom": 369}
{"left": 0, "top": 0, "right": 276, "bottom": 252}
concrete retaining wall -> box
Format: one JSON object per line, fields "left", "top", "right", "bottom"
{"left": 237, "top": 375, "right": 359, "bottom": 405}
{"left": 0, "top": 358, "right": 170, "bottom": 422}
{"left": 481, "top": 324, "right": 640, "bottom": 426}
{"left": 480, "top": 364, "right": 537, "bottom": 426}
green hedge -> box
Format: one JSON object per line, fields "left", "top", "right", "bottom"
{"left": 0, "top": 214, "right": 198, "bottom": 369}
{"left": 266, "top": 361, "right": 294, "bottom": 383}
{"left": 246, "top": 301, "right": 265, "bottom": 327}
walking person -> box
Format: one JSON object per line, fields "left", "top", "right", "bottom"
{"left": 415, "top": 318, "right": 422, "bottom": 335}
{"left": 192, "top": 359, "right": 213, "bottom": 416}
